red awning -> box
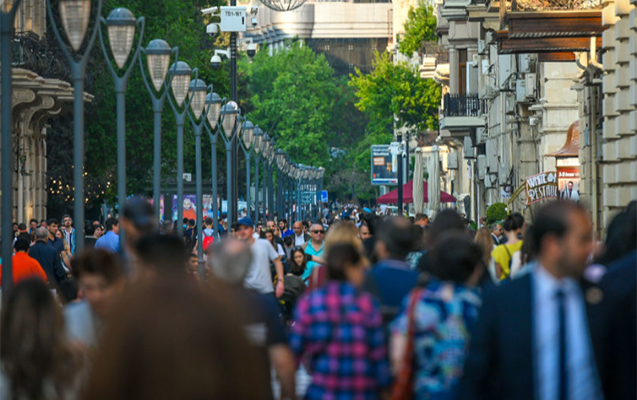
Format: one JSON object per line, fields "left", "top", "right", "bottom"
{"left": 377, "top": 180, "right": 456, "bottom": 204}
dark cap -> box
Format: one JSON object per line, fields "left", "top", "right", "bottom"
{"left": 237, "top": 217, "right": 254, "bottom": 228}
{"left": 123, "top": 197, "right": 155, "bottom": 228}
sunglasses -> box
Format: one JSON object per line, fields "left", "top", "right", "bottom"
{"left": 311, "top": 230, "right": 325, "bottom": 234}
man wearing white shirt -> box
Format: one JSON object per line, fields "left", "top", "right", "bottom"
{"left": 292, "top": 221, "right": 309, "bottom": 246}
{"left": 561, "top": 181, "right": 580, "bottom": 202}
{"left": 460, "top": 201, "right": 606, "bottom": 400}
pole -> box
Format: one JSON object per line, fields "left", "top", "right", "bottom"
{"left": 194, "top": 127, "right": 204, "bottom": 276}
{"left": 152, "top": 108, "right": 162, "bottom": 219}
{"left": 246, "top": 152, "right": 251, "bottom": 221}
{"left": 116, "top": 87, "right": 127, "bottom": 246}
{"left": 262, "top": 159, "right": 267, "bottom": 225}
{"left": 72, "top": 76, "right": 85, "bottom": 253}
{"left": 176, "top": 114, "right": 185, "bottom": 236}
{"left": 1, "top": 6, "right": 20, "bottom": 298}
{"left": 210, "top": 134, "right": 220, "bottom": 239}
{"left": 229, "top": 0, "right": 239, "bottom": 224}
{"left": 397, "top": 133, "right": 403, "bottom": 216}
{"left": 254, "top": 154, "right": 260, "bottom": 223}
{"left": 226, "top": 140, "right": 233, "bottom": 225}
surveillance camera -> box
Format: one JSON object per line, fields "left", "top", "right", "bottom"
{"left": 206, "top": 23, "right": 219, "bottom": 36}
{"left": 250, "top": 5, "right": 259, "bottom": 15}
{"left": 251, "top": 17, "right": 258, "bottom": 27}
{"left": 201, "top": 6, "right": 219, "bottom": 15}
{"left": 247, "top": 43, "right": 257, "bottom": 57}
{"left": 210, "top": 54, "right": 222, "bottom": 70}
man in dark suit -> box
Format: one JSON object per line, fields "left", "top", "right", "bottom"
{"left": 490, "top": 223, "right": 502, "bottom": 245}
{"left": 459, "top": 201, "right": 605, "bottom": 400}
{"left": 291, "top": 221, "right": 309, "bottom": 246}
{"left": 28, "top": 227, "right": 67, "bottom": 286}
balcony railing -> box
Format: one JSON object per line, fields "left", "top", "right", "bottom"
{"left": 443, "top": 94, "right": 486, "bottom": 117}
{"left": 511, "top": 0, "right": 601, "bottom": 11}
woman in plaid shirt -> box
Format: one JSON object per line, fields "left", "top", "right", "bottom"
{"left": 290, "top": 243, "right": 391, "bottom": 400}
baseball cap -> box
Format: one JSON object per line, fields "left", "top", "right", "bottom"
{"left": 237, "top": 217, "right": 254, "bottom": 228}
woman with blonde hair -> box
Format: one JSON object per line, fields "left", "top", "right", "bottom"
{"left": 474, "top": 227, "right": 497, "bottom": 283}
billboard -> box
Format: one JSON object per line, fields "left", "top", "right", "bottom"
{"left": 526, "top": 171, "right": 558, "bottom": 205}
{"left": 371, "top": 145, "right": 397, "bottom": 186}
{"left": 557, "top": 166, "right": 580, "bottom": 202}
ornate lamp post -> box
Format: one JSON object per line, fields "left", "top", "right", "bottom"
{"left": 220, "top": 103, "right": 240, "bottom": 227}
{"left": 187, "top": 79, "right": 212, "bottom": 275}
{"left": 139, "top": 39, "right": 177, "bottom": 220}
{"left": 252, "top": 126, "right": 264, "bottom": 223}
{"left": 45, "top": 0, "right": 103, "bottom": 256}
{"left": 98, "top": 7, "right": 145, "bottom": 250}
{"left": 276, "top": 149, "right": 286, "bottom": 219}
{"left": 167, "top": 61, "right": 197, "bottom": 236}
{"left": 261, "top": 133, "right": 271, "bottom": 224}
{"left": 204, "top": 92, "right": 223, "bottom": 238}
{"left": 2, "top": 0, "right": 25, "bottom": 297}
{"left": 240, "top": 120, "right": 255, "bottom": 218}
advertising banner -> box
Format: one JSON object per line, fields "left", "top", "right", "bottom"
{"left": 526, "top": 171, "right": 558, "bottom": 205}
{"left": 371, "top": 145, "right": 397, "bottom": 186}
{"left": 557, "top": 166, "right": 580, "bottom": 202}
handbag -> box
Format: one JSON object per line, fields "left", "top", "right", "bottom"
{"left": 390, "top": 287, "right": 423, "bottom": 400}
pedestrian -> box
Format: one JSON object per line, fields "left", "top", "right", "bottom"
{"left": 95, "top": 217, "right": 119, "bottom": 253}
{"left": 0, "top": 239, "right": 47, "bottom": 285}
{"left": 203, "top": 217, "right": 215, "bottom": 237}
{"left": 28, "top": 227, "right": 67, "bottom": 286}
{"left": 55, "top": 229, "right": 72, "bottom": 272}
{"left": 263, "top": 229, "right": 286, "bottom": 260}
{"left": 14, "top": 223, "right": 30, "bottom": 244}
{"left": 29, "top": 218, "right": 38, "bottom": 234}
{"left": 83, "top": 279, "right": 270, "bottom": 399}
{"left": 60, "top": 214, "right": 76, "bottom": 255}
{"left": 292, "top": 221, "right": 309, "bottom": 246}
{"left": 475, "top": 227, "right": 497, "bottom": 283}
{"left": 391, "top": 233, "right": 484, "bottom": 399}
{"left": 134, "top": 233, "right": 191, "bottom": 282}
{"left": 207, "top": 239, "right": 296, "bottom": 400}
{"left": 459, "top": 201, "right": 603, "bottom": 400}
{"left": 279, "top": 219, "right": 293, "bottom": 237}
{"left": 490, "top": 223, "right": 502, "bottom": 245}
{"left": 39, "top": 218, "right": 47, "bottom": 229}
{"left": 120, "top": 197, "right": 157, "bottom": 258}
{"left": 415, "top": 213, "right": 429, "bottom": 227}
{"left": 235, "top": 217, "right": 285, "bottom": 298}
{"left": 84, "top": 224, "right": 99, "bottom": 250}
{"left": 359, "top": 222, "right": 372, "bottom": 240}
{"left": 65, "top": 249, "right": 126, "bottom": 349}
{"left": 290, "top": 243, "right": 391, "bottom": 399}
{"left": 94, "top": 224, "right": 104, "bottom": 239}
{"left": 417, "top": 209, "right": 466, "bottom": 275}
{"left": 46, "top": 218, "right": 65, "bottom": 253}
{"left": 302, "top": 222, "right": 325, "bottom": 282}
{"left": 0, "top": 279, "right": 84, "bottom": 400}
{"left": 363, "top": 217, "right": 421, "bottom": 325}
{"left": 491, "top": 214, "right": 523, "bottom": 280}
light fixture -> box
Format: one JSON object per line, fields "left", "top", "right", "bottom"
{"left": 263, "top": 133, "right": 271, "bottom": 156}
{"left": 145, "top": 39, "right": 171, "bottom": 92}
{"left": 205, "top": 92, "right": 222, "bottom": 129}
{"left": 276, "top": 149, "right": 285, "bottom": 169}
{"left": 188, "top": 79, "right": 207, "bottom": 120}
{"left": 169, "top": 61, "right": 191, "bottom": 107}
{"left": 253, "top": 126, "right": 263, "bottom": 154}
{"left": 242, "top": 120, "right": 255, "bottom": 150}
{"left": 60, "top": 0, "right": 91, "bottom": 51}
{"left": 105, "top": 8, "right": 137, "bottom": 69}
{"left": 220, "top": 103, "right": 239, "bottom": 138}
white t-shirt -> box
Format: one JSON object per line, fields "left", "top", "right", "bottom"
{"left": 245, "top": 239, "right": 280, "bottom": 294}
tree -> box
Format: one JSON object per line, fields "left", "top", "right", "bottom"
{"left": 398, "top": 4, "right": 438, "bottom": 57}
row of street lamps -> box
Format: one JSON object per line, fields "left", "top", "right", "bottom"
{"left": 0, "top": 0, "right": 326, "bottom": 295}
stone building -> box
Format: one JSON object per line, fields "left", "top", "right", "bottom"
{"left": 1, "top": 0, "right": 82, "bottom": 225}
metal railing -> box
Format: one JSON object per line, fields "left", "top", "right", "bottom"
{"left": 512, "top": 0, "right": 601, "bottom": 11}
{"left": 443, "top": 93, "right": 486, "bottom": 117}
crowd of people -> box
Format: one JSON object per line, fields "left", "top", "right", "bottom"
{"left": 0, "top": 197, "right": 635, "bottom": 400}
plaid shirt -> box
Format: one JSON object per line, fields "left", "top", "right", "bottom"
{"left": 290, "top": 281, "right": 391, "bottom": 400}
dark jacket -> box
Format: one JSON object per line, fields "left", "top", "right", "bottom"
{"left": 28, "top": 241, "right": 67, "bottom": 286}
{"left": 459, "top": 273, "right": 613, "bottom": 400}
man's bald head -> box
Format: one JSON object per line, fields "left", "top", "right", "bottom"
{"left": 293, "top": 221, "right": 303, "bottom": 235}
{"left": 35, "top": 227, "right": 49, "bottom": 241}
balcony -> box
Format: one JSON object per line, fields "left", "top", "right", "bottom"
{"left": 440, "top": 94, "right": 486, "bottom": 132}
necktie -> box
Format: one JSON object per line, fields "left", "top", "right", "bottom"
{"left": 557, "top": 289, "right": 568, "bottom": 400}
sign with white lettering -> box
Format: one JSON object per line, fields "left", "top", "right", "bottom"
{"left": 371, "top": 145, "right": 397, "bottom": 186}
{"left": 219, "top": 6, "right": 247, "bottom": 32}
{"left": 526, "top": 171, "right": 558, "bottom": 205}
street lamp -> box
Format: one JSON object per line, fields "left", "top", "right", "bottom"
{"left": 167, "top": 61, "right": 197, "bottom": 236}
{"left": 43, "top": 0, "right": 103, "bottom": 258}
{"left": 187, "top": 79, "right": 212, "bottom": 277}
{"left": 240, "top": 120, "right": 255, "bottom": 219}
{"left": 2, "top": 0, "right": 26, "bottom": 297}
{"left": 204, "top": 92, "right": 223, "bottom": 238}
{"left": 98, "top": 7, "right": 145, "bottom": 251}
{"left": 253, "top": 126, "right": 264, "bottom": 223}
{"left": 139, "top": 39, "right": 177, "bottom": 220}
{"left": 220, "top": 102, "right": 240, "bottom": 227}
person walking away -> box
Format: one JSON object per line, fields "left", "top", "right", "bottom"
{"left": 459, "top": 201, "right": 604, "bottom": 400}
{"left": 14, "top": 223, "right": 30, "bottom": 244}
{"left": 475, "top": 227, "right": 497, "bottom": 284}
{"left": 95, "top": 217, "right": 120, "bottom": 253}
{"left": 47, "top": 218, "right": 65, "bottom": 253}
{"left": 0, "top": 239, "right": 47, "bottom": 285}
{"left": 84, "top": 224, "right": 99, "bottom": 250}
{"left": 61, "top": 214, "right": 76, "bottom": 255}
{"left": 363, "top": 217, "right": 421, "bottom": 326}
{"left": 65, "top": 249, "right": 126, "bottom": 349}
{"left": 235, "top": 218, "right": 285, "bottom": 298}
{"left": 207, "top": 239, "right": 296, "bottom": 400}
{"left": 491, "top": 215, "right": 522, "bottom": 280}
{"left": 292, "top": 221, "right": 309, "bottom": 246}
{"left": 290, "top": 243, "right": 391, "bottom": 399}
{"left": 391, "top": 233, "right": 484, "bottom": 400}
{"left": 28, "top": 227, "right": 67, "bottom": 287}
{"left": 0, "top": 279, "right": 84, "bottom": 399}
{"left": 302, "top": 222, "right": 325, "bottom": 282}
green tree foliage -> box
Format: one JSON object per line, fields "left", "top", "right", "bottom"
{"left": 487, "top": 202, "right": 508, "bottom": 225}
{"left": 398, "top": 4, "right": 438, "bottom": 57}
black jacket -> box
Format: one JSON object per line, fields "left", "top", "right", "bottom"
{"left": 28, "top": 241, "right": 67, "bottom": 285}
{"left": 459, "top": 273, "right": 611, "bottom": 400}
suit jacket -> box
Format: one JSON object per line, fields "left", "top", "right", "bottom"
{"left": 28, "top": 241, "right": 67, "bottom": 286}
{"left": 459, "top": 272, "right": 607, "bottom": 400}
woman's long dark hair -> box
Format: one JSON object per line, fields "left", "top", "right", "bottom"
{"left": 289, "top": 247, "right": 308, "bottom": 276}
{"left": 0, "top": 279, "right": 81, "bottom": 400}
